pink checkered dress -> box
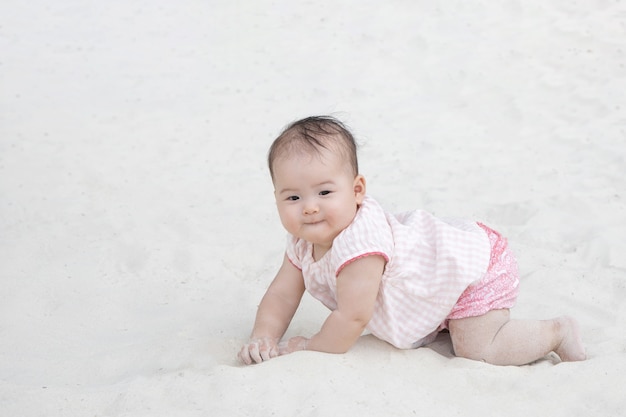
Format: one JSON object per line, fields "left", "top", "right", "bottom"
{"left": 286, "top": 195, "right": 517, "bottom": 349}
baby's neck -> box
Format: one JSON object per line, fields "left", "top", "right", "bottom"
{"left": 312, "top": 243, "right": 331, "bottom": 262}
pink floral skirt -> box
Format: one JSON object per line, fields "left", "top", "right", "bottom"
{"left": 443, "top": 223, "right": 520, "bottom": 325}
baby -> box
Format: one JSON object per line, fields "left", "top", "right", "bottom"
{"left": 239, "top": 116, "right": 586, "bottom": 366}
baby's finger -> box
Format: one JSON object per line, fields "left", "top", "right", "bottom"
{"left": 270, "top": 345, "right": 279, "bottom": 358}
{"left": 249, "top": 342, "right": 263, "bottom": 364}
{"left": 259, "top": 339, "right": 280, "bottom": 361}
{"left": 260, "top": 343, "right": 272, "bottom": 361}
{"left": 238, "top": 345, "right": 253, "bottom": 365}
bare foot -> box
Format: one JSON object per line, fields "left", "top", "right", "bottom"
{"left": 554, "top": 316, "right": 586, "bottom": 362}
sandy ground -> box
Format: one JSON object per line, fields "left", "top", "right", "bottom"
{"left": 1, "top": 1, "right": 625, "bottom": 416}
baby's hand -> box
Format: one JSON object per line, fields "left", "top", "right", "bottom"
{"left": 238, "top": 337, "right": 279, "bottom": 365}
{"left": 278, "top": 336, "right": 309, "bottom": 355}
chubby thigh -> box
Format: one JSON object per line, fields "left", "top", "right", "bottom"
{"left": 447, "top": 309, "right": 511, "bottom": 362}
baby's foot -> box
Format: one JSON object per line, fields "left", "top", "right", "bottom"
{"left": 555, "top": 316, "right": 586, "bottom": 362}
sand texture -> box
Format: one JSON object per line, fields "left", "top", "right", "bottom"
{"left": 1, "top": 1, "right": 625, "bottom": 416}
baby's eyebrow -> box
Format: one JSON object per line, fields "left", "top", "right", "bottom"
{"left": 277, "top": 187, "right": 298, "bottom": 195}
{"left": 314, "top": 181, "right": 335, "bottom": 188}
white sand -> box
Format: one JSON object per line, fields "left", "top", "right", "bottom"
{"left": 1, "top": 1, "right": 625, "bottom": 415}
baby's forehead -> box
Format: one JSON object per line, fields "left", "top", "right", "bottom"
{"left": 272, "top": 144, "right": 354, "bottom": 182}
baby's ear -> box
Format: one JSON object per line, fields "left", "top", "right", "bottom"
{"left": 353, "top": 175, "right": 366, "bottom": 203}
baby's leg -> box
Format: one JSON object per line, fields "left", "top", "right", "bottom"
{"left": 448, "top": 309, "right": 586, "bottom": 366}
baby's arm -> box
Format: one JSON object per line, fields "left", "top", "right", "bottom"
{"left": 281, "top": 255, "right": 385, "bottom": 355}
{"left": 239, "top": 254, "right": 305, "bottom": 365}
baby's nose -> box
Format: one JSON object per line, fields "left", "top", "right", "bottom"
{"left": 303, "top": 204, "right": 319, "bottom": 215}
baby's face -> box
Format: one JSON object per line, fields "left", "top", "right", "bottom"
{"left": 272, "top": 147, "right": 365, "bottom": 258}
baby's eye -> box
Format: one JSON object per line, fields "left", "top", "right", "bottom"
{"left": 287, "top": 195, "right": 300, "bottom": 201}
{"left": 319, "top": 190, "right": 331, "bottom": 196}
